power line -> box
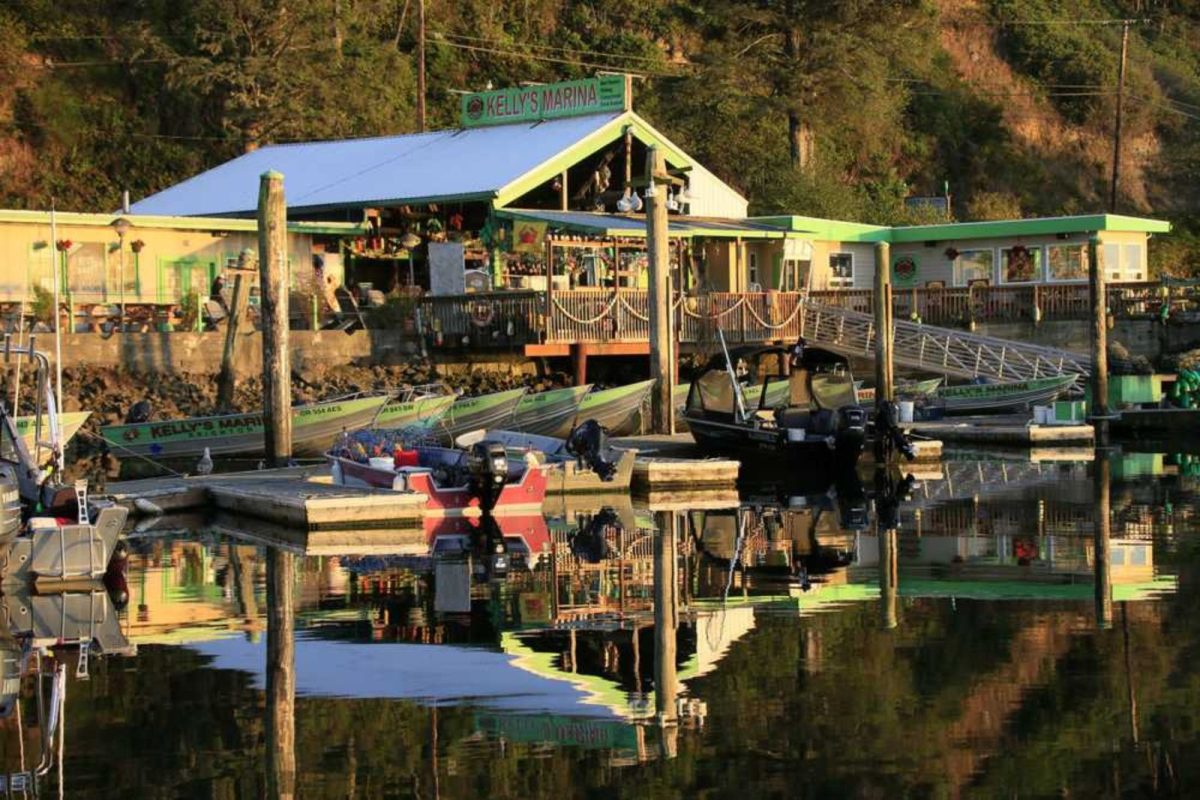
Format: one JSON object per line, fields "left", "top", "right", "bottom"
{"left": 432, "top": 30, "right": 674, "bottom": 66}
{"left": 431, "top": 39, "right": 678, "bottom": 77}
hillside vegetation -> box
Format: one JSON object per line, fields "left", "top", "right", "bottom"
{"left": 2, "top": 0, "right": 1199, "bottom": 272}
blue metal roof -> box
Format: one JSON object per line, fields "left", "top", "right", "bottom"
{"left": 130, "top": 113, "right": 623, "bottom": 217}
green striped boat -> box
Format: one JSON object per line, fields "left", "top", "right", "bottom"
{"left": 576, "top": 379, "right": 655, "bottom": 436}
{"left": 512, "top": 384, "right": 593, "bottom": 438}
{"left": 375, "top": 393, "right": 456, "bottom": 428}
{"left": 100, "top": 395, "right": 390, "bottom": 458}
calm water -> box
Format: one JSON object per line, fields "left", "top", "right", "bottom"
{"left": 10, "top": 450, "right": 1200, "bottom": 798}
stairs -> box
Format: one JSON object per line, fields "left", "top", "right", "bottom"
{"left": 799, "top": 302, "right": 1092, "bottom": 380}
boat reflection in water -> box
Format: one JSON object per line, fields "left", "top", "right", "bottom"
{"left": 83, "top": 451, "right": 1190, "bottom": 794}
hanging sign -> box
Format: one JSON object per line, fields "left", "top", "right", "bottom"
{"left": 892, "top": 253, "right": 919, "bottom": 287}
{"left": 461, "top": 75, "right": 628, "bottom": 128}
{"left": 512, "top": 220, "right": 548, "bottom": 254}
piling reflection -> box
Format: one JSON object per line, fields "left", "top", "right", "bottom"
{"left": 265, "top": 547, "right": 296, "bottom": 799}
{"left": 1094, "top": 450, "right": 1114, "bottom": 629}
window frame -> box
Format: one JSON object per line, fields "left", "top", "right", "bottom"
{"left": 952, "top": 248, "right": 995, "bottom": 287}
{"left": 828, "top": 252, "right": 854, "bottom": 289}
{"left": 1045, "top": 243, "right": 1089, "bottom": 284}
{"left": 999, "top": 245, "right": 1043, "bottom": 285}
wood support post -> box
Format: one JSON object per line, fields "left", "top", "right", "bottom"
{"left": 873, "top": 241, "right": 894, "bottom": 403}
{"left": 266, "top": 548, "right": 296, "bottom": 799}
{"left": 1087, "top": 236, "right": 1109, "bottom": 445}
{"left": 572, "top": 343, "right": 588, "bottom": 386}
{"left": 258, "top": 171, "right": 292, "bottom": 466}
{"left": 1093, "top": 450, "right": 1112, "bottom": 630}
{"left": 216, "top": 273, "right": 249, "bottom": 412}
{"left": 646, "top": 146, "right": 673, "bottom": 434}
{"left": 559, "top": 170, "right": 569, "bottom": 211}
{"left": 653, "top": 510, "right": 678, "bottom": 725}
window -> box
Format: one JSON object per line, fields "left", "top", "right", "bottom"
{"left": 1103, "top": 244, "right": 1121, "bottom": 281}
{"left": 1046, "top": 244, "right": 1088, "bottom": 282}
{"left": 829, "top": 253, "right": 854, "bottom": 288}
{"left": 748, "top": 252, "right": 759, "bottom": 289}
{"left": 106, "top": 245, "right": 139, "bottom": 295}
{"left": 67, "top": 242, "right": 106, "bottom": 298}
{"left": 782, "top": 259, "right": 811, "bottom": 292}
{"left": 1123, "top": 244, "right": 1144, "bottom": 281}
{"left": 1000, "top": 245, "right": 1041, "bottom": 283}
{"left": 953, "top": 249, "right": 993, "bottom": 286}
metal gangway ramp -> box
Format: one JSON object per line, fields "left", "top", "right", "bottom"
{"left": 799, "top": 302, "right": 1092, "bottom": 380}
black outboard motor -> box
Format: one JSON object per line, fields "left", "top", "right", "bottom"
{"left": 873, "top": 400, "right": 917, "bottom": 462}
{"left": 466, "top": 441, "right": 510, "bottom": 513}
{"left": 126, "top": 399, "right": 152, "bottom": 424}
{"left": 834, "top": 406, "right": 868, "bottom": 466}
{"left": 873, "top": 467, "right": 916, "bottom": 531}
{"left": 834, "top": 471, "right": 870, "bottom": 531}
{"left": 569, "top": 507, "right": 621, "bottom": 563}
{"left": 565, "top": 419, "right": 619, "bottom": 481}
{"left": 472, "top": 514, "right": 510, "bottom": 580}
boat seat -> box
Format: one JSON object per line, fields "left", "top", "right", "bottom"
{"left": 775, "top": 407, "right": 811, "bottom": 429}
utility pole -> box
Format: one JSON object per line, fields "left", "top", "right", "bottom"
{"left": 1109, "top": 20, "right": 1131, "bottom": 213}
{"left": 417, "top": 0, "right": 427, "bottom": 132}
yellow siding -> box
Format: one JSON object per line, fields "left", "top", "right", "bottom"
{"left": 0, "top": 218, "right": 317, "bottom": 305}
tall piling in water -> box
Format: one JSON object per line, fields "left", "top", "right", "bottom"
{"left": 258, "top": 171, "right": 292, "bottom": 466}
{"left": 1087, "top": 236, "right": 1110, "bottom": 446}
{"left": 646, "top": 147, "right": 673, "bottom": 434}
{"left": 873, "top": 241, "right": 894, "bottom": 403}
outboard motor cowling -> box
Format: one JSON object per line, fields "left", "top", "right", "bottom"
{"left": 874, "top": 400, "right": 917, "bottom": 462}
{"left": 566, "top": 419, "right": 619, "bottom": 482}
{"left": 466, "top": 441, "right": 510, "bottom": 512}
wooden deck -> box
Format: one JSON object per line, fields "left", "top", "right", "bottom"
{"left": 417, "top": 282, "right": 1189, "bottom": 351}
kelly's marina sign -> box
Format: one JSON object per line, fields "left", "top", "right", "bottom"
{"left": 460, "top": 75, "right": 628, "bottom": 128}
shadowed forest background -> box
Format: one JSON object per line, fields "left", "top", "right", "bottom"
{"left": 2, "top": 0, "right": 1200, "bottom": 272}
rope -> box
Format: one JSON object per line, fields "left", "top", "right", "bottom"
{"left": 742, "top": 300, "right": 804, "bottom": 329}
{"left": 77, "top": 429, "right": 185, "bottom": 478}
{"left": 551, "top": 293, "right": 619, "bottom": 325}
{"left": 681, "top": 296, "right": 746, "bottom": 320}
{"left": 617, "top": 294, "right": 649, "bottom": 322}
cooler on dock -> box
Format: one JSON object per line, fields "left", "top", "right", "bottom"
{"left": 1053, "top": 400, "right": 1087, "bottom": 424}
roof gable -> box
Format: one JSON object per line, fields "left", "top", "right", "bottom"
{"left": 131, "top": 113, "right": 626, "bottom": 217}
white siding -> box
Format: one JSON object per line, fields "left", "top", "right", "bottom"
{"left": 684, "top": 162, "right": 748, "bottom": 218}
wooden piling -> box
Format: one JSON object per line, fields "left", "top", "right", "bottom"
{"left": 879, "top": 526, "right": 898, "bottom": 630}
{"left": 1093, "top": 450, "right": 1113, "bottom": 630}
{"left": 646, "top": 147, "right": 673, "bottom": 434}
{"left": 1087, "top": 236, "right": 1109, "bottom": 445}
{"left": 216, "top": 273, "right": 248, "bottom": 411}
{"left": 653, "top": 510, "right": 678, "bottom": 725}
{"left": 874, "top": 241, "right": 894, "bottom": 402}
{"left": 258, "top": 171, "right": 292, "bottom": 467}
{"left": 265, "top": 547, "right": 296, "bottom": 799}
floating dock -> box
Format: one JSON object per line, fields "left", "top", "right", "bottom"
{"left": 108, "top": 467, "right": 428, "bottom": 529}
{"left": 908, "top": 416, "right": 1094, "bottom": 446}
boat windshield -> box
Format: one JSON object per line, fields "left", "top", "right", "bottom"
{"left": 689, "top": 370, "right": 738, "bottom": 415}
{"left": 811, "top": 373, "right": 858, "bottom": 410}
{"left": 0, "top": 417, "right": 17, "bottom": 464}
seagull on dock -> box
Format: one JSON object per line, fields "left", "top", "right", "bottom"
{"left": 196, "top": 447, "right": 214, "bottom": 476}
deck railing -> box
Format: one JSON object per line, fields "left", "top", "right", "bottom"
{"left": 415, "top": 282, "right": 1192, "bottom": 348}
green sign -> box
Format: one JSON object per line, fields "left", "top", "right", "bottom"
{"left": 460, "top": 75, "right": 627, "bottom": 128}
{"left": 892, "top": 253, "right": 919, "bottom": 287}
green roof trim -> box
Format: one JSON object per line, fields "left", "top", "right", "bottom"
{"left": 749, "top": 215, "right": 891, "bottom": 242}
{"left": 893, "top": 575, "right": 1177, "bottom": 601}
{"left": 748, "top": 213, "right": 1170, "bottom": 244}
{"left": 0, "top": 208, "right": 367, "bottom": 236}
{"left": 887, "top": 214, "right": 1172, "bottom": 243}
{"left": 493, "top": 111, "right": 695, "bottom": 209}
